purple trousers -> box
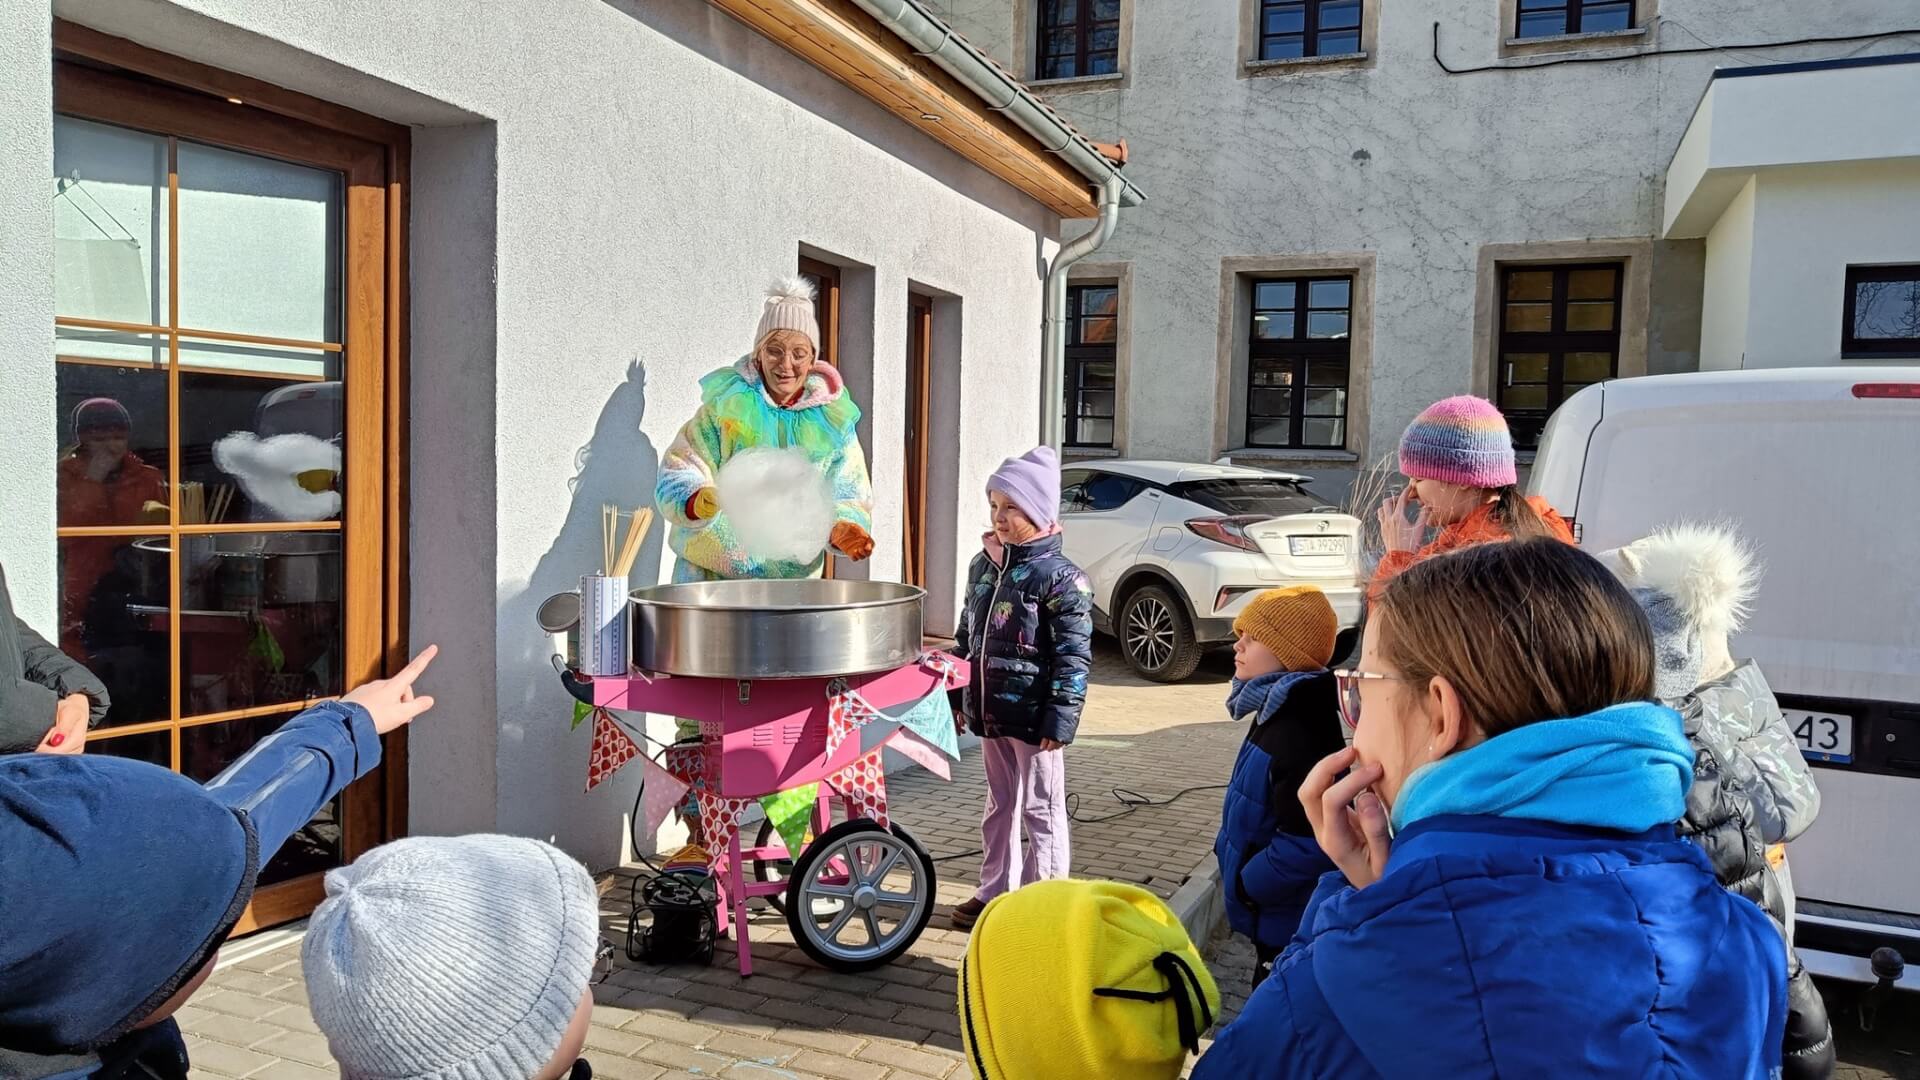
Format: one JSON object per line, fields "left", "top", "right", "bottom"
{"left": 975, "top": 736, "right": 1071, "bottom": 901}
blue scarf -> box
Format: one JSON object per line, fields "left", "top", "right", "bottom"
{"left": 1226, "top": 669, "right": 1322, "bottom": 726}
{"left": 1389, "top": 701, "right": 1694, "bottom": 834}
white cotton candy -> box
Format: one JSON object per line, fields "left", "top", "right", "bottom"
{"left": 717, "top": 446, "right": 836, "bottom": 565}
{"left": 213, "top": 432, "right": 342, "bottom": 522}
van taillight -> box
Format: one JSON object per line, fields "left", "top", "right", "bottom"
{"left": 1853, "top": 383, "right": 1920, "bottom": 399}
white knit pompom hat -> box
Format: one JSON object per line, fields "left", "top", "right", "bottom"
{"left": 302, "top": 835, "right": 600, "bottom": 1080}
{"left": 754, "top": 275, "right": 820, "bottom": 353}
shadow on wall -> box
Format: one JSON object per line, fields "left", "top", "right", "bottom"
{"left": 498, "top": 360, "right": 665, "bottom": 870}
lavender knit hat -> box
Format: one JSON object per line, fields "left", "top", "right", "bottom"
{"left": 1397, "top": 395, "right": 1517, "bottom": 489}
{"left": 987, "top": 445, "right": 1061, "bottom": 531}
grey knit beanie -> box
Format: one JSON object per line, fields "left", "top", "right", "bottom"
{"left": 302, "top": 835, "right": 600, "bottom": 1080}
{"left": 1633, "top": 587, "right": 1705, "bottom": 704}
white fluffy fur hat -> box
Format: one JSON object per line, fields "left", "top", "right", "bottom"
{"left": 755, "top": 275, "right": 819, "bottom": 353}
{"left": 1596, "top": 521, "right": 1760, "bottom": 683}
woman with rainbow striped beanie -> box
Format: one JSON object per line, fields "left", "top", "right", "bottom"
{"left": 1370, "top": 395, "right": 1571, "bottom": 599}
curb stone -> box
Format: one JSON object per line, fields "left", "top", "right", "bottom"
{"left": 1168, "top": 853, "right": 1225, "bottom": 949}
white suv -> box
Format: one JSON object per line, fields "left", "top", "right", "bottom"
{"left": 1060, "top": 460, "right": 1363, "bottom": 682}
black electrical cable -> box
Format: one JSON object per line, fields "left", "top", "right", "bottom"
{"left": 1431, "top": 20, "right": 1920, "bottom": 75}
{"left": 928, "top": 782, "right": 1229, "bottom": 861}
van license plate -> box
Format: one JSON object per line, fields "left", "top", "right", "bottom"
{"left": 1786, "top": 709, "right": 1853, "bottom": 763}
{"left": 1288, "top": 536, "right": 1349, "bottom": 557}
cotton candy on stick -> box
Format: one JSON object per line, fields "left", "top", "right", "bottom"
{"left": 716, "top": 446, "right": 836, "bottom": 565}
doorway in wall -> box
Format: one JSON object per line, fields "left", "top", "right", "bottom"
{"left": 903, "top": 293, "right": 934, "bottom": 588}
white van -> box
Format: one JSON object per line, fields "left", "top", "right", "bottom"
{"left": 1530, "top": 367, "right": 1920, "bottom": 991}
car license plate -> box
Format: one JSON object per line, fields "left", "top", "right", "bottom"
{"left": 1288, "top": 535, "right": 1348, "bottom": 557}
{"left": 1786, "top": 708, "right": 1853, "bottom": 763}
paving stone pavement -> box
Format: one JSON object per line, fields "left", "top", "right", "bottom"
{"left": 179, "top": 641, "right": 1245, "bottom": 1078}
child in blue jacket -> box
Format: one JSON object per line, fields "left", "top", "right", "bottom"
{"left": 1212, "top": 586, "right": 1345, "bottom": 991}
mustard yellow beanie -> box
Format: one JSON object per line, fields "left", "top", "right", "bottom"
{"left": 959, "top": 879, "right": 1220, "bottom": 1080}
{"left": 1232, "top": 586, "right": 1338, "bottom": 672}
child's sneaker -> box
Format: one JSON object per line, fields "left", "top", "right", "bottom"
{"left": 950, "top": 896, "right": 987, "bottom": 930}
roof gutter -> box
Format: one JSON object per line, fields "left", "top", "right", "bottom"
{"left": 846, "top": 0, "right": 1146, "bottom": 209}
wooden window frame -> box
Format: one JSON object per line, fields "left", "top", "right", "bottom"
{"left": 1514, "top": 0, "right": 1636, "bottom": 38}
{"left": 903, "top": 294, "right": 934, "bottom": 589}
{"left": 1842, "top": 264, "right": 1920, "bottom": 358}
{"left": 1495, "top": 263, "right": 1622, "bottom": 450}
{"left": 1065, "top": 284, "right": 1118, "bottom": 449}
{"left": 1037, "top": 0, "right": 1121, "bottom": 81}
{"left": 50, "top": 21, "right": 409, "bottom": 933}
{"left": 1257, "top": 0, "right": 1365, "bottom": 60}
{"left": 798, "top": 256, "right": 842, "bottom": 370}
{"left": 1245, "top": 276, "right": 1352, "bottom": 450}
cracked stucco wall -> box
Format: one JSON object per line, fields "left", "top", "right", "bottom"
{"left": 937, "top": 0, "right": 1918, "bottom": 465}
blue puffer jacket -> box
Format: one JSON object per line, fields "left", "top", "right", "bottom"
{"left": 1214, "top": 671, "right": 1343, "bottom": 948}
{"left": 951, "top": 532, "right": 1093, "bottom": 746}
{"left": 1195, "top": 703, "right": 1788, "bottom": 1080}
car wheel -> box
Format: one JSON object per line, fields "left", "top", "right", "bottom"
{"left": 1119, "top": 584, "right": 1203, "bottom": 682}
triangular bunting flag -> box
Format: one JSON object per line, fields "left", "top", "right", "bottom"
{"left": 585, "top": 708, "right": 641, "bottom": 792}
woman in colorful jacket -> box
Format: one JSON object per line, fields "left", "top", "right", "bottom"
{"left": 655, "top": 278, "right": 873, "bottom": 582}
{"left": 1194, "top": 539, "right": 1786, "bottom": 1079}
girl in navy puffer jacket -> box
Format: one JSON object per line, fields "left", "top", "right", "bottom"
{"left": 948, "top": 447, "right": 1092, "bottom": 931}
{"left": 1212, "top": 586, "right": 1346, "bottom": 990}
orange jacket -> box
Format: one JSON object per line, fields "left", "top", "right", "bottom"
{"left": 1368, "top": 495, "right": 1572, "bottom": 601}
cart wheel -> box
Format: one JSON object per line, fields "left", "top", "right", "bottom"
{"left": 785, "top": 819, "right": 936, "bottom": 972}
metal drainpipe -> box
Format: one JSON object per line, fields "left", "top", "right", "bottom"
{"left": 1041, "top": 176, "right": 1122, "bottom": 449}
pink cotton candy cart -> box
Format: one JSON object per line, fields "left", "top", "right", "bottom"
{"left": 555, "top": 578, "right": 966, "bottom": 976}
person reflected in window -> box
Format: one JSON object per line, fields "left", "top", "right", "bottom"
{"left": 0, "top": 561, "right": 108, "bottom": 756}
{"left": 57, "top": 398, "right": 166, "bottom": 659}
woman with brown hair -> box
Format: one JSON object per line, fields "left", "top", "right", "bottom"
{"left": 1370, "top": 395, "right": 1571, "bottom": 601}
{"left": 1194, "top": 538, "right": 1787, "bottom": 1079}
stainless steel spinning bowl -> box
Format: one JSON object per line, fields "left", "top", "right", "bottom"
{"left": 628, "top": 578, "right": 925, "bottom": 679}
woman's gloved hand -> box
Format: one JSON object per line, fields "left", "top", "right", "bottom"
{"left": 687, "top": 488, "right": 719, "bottom": 521}
{"left": 830, "top": 522, "right": 874, "bottom": 561}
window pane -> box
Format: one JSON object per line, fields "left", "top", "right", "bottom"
{"left": 184, "top": 371, "right": 344, "bottom": 524}
{"left": 1518, "top": 10, "right": 1569, "bottom": 36}
{"left": 1302, "top": 417, "right": 1346, "bottom": 447}
{"left": 1504, "top": 352, "right": 1550, "bottom": 382}
{"left": 1261, "top": 34, "right": 1306, "bottom": 59}
{"left": 1083, "top": 474, "right": 1141, "bottom": 511}
{"left": 1091, "top": 26, "right": 1118, "bottom": 52}
{"left": 1041, "top": 54, "right": 1078, "bottom": 79}
{"left": 1318, "top": 30, "right": 1361, "bottom": 54}
{"left": 1263, "top": 3, "right": 1306, "bottom": 34}
{"left": 1565, "top": 351, "right": 1615, "bottom": 382}
{"left": 1093, "top": 0, "right": 1119, "bottom": 17}
{"left": 1253, "top": 312, "right": 1295, "bottom": 339}
{"left": 1250, "top": 388, "right": 1294, "bottom": 419}
{"left": 1502, "top": 384, "right": 1550, "bottom": 409}
{"left": 1568, "top": 267, "right": 1618, "bottom": 300}
{"left": 1308, "top": 279, "right": 1351, "bottom": 309}
{"left": 1306, "top": 311, "right": 1349, "bottom": 339}
{"left": 1081, "top": 359, "right": 1116, "bottom": 388}
{"left": 1305, "top": 388, "right": 1347, "bottom": 415}
{"left": 55, "top": 325, "right": 167, "bottom": 367}
{"left": 1075, "top": 418, "right": 1114, "bottom": 447}
{"left": 56, "top": 361, "right": 170, "bottom": 529}
{"left": 1578, "top": 1, "right": 1632, "bottom": 32}
{"left": 1319, "top": 0, "right": 1362, "bottom": 30}
{"left": 90, "top": 728, "right": 171, "bottom": 769}
{"left": 1079, "top": 286, "right": 1119, "bottom": 316}
{"left": 1046, "top": 28, "right": 1080, "bottom": 56}
{"left": 1504, "top": 302, "right": 1552, "bottom": 333}
{"left": 1306, "top": 359, "right": 1349, "bottom": 387}
{"left": 59, "top": 534, "right": 169, "bottom": 728}
{"left": 53, "top": 117, "right": 170, "bottom": 326}
{"left": 1249, "top": 419, "right": 1293, "bottom": 447}
{"left": 178, "top": 338, "right": 337, "bottom": 381}
{"left": 260, "top": 793, "right": 343, "bottom": 887}
{"left": 1506, "top": 270, "right": 1553, "bottom": 301}
{"left": 1853, "top": 275, "right": 1920, "bottom": 339}
{"left": 1044, "top": 0, "right": 1079, "bottom": 23}
{"left": 1080, "top": 315, "right": 1117, "bottom": 344}
{"left": 1520, "top": 0, "right": 1563, "bottom": 9}
{"left": 178, "top": 530, "right": 344, "bottom": 716}
{"left": 1078, "top": 390, "right": 1116, "bottom": 419}
{"left": 1250, "top": 362, "right": 1295, "bottom": 388}
{"left": 1255, "top": 281, "right": 1297, "bottom": 309}
{"left": 177, "top": 141, "right": 342, "bottom": 344}
{"left": 1565, "top": 300, "right": 1615, "bottom": 331}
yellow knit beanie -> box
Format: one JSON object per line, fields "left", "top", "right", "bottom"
{"left": 959, "top": 880, "right": 1220, "bottom": 1080}
{"left": 1232, "top": 586, "right": 1338, "bottom": 671}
